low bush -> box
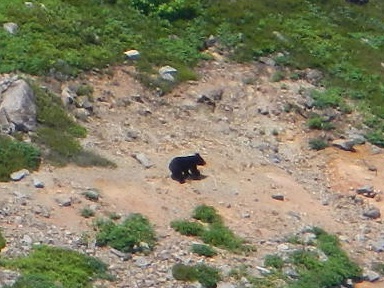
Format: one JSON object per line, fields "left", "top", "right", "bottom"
{"left": 309, "top": 138, "right": 328, "bottom": 151}
{"left": 170, "top": 220, "right": 205, "bottom": 236}
{"left": 191, "top": 244, "right": 217, "bottom": 257}
{"left": 0, "top": 229, "right": 6, "bottom": 250}
{"left": 172, "top": 263, "right": 221, "bottom": 288}
{"left": 0, "top": 135, "right": 41, "bottom": 181}
{"left": 201, "top": 222, "right": 246, "bottom": 253}
{"left": 307, "top": 115, "right": 335, "bottom": 131}
{"left": 264, "top": 254, "right": 284, "bottom": 269}
{"left": 80, "top": 207, "right": 95, "bottom": 218}
{"left": 287, "top": 227, "right": 362, "bottom": 288}
{"left": 0, "top": 245, "right": 112, "bottom": 288}
{"left": 172, "top": 205, "right": 253, "bottom": 253}
{"left": 95, "top": 213, "right": 156, "bottom": 253}
{"left": 192, "top": 205, "right": 222, "bottom": 224}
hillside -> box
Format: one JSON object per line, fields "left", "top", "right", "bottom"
{"left": 0, "top": 59, "right": 384, "bottom": 287}
{"left": 1, "top": 0, "right": 384, "bottom": 287}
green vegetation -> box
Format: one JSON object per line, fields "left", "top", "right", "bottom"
{"left": 170, "top": 220, "right": 205, "bottom": 236}
{"left": 230, "top": 227, "right": 362, "bottom": 288}
{"left": 191, "top": 244, "right": 217, "bottom": 257}
{"left": 0, "top": 229, "right": 6, "bottom": 250}
{"left": 192, "top": 205, "right": 222, "bottom": 224}
{"left": 309, "top": 138, "right": 329, "bottom": 151}
{"left": 95, "top": 213, "right": 156, "bottom": 253}
{"left": 172, "top": 263, "right": 221, "bottom": 288}
{"left": 31, "top": 84, "right": 115, "bottom": 168}
{"left": 80, "top": 207, "right": 95, "bottom": 218}
{"left": 0, "top": 245, "right": 112, "bottom": 288}
{"left": 307, "top": 114, "right": 335, "bottom": 131}
{"left": 0, "top": 135, "right": 40, "bottom": 181}
{"left": 171, "top": 205, "right": 252, "bottom": 253}
{"left": 264, "top": 254, "right": 284, "bottom": 270}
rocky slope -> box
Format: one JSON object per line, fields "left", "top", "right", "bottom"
{"left": 0, "top": 58, "right": 383, "bottom": 287}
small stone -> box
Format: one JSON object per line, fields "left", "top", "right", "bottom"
{"left": 363, "top": 207, "right": 381, "bottom": 219}
{"left": 363, "top": 268, "right": 380, "bottom": 282}
{"left": 33, "top": 178, "right": 45, "bottom": 188}
{"left": 10, "top": 169, "right": 30, "bottom": 181}
{"left": 110, "top": 248, "right": 132, "bottom": 261}
{"left": 132, "top": 153, "right": 154, "bottom": 168}
{"left": 272, "top": 194, "right": 285, "bottom": 201}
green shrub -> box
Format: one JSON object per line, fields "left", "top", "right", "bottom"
{"left": 3, "top": 274, "right": 60, "bottom": 288}
{"left": 95, "top": 213, "right": 156, "bottom": 253}
{"left": 172, "top": 263, "right": 198, "bottom": 282}
{"left": 201, "top": 223, "right": 245, "bottom": 252}
{"left": 287, "top": 227, "right": 362, "bottom": 288}
{"left": 365, "top": 130, "right": 384, "bottom": 148}
{"left": 170, "top": 220, "right": 205, "bottom": 236}
{"left": 172, "top": 205, "right": 252, "bottom": 253}
{"left": 0, "top": 229, "right": 6, "bottom": 250}
{"left": 80, "top": 207, "right": 95, "bottom": 218}
{"left": 271, "top": 71, "right": 285, "bottom": 82}
{"left": 311, "top": 88, "right": 342, "bottom": 109}
{"left": 192, "top": 205, "right": 222, "bottom": 224}
{"left": 0, "top": 245, "right": 112, "bottom": 288}
{"left": 307, "top": 115, "right": 335, "bottom": 130}
{"left": 195, "top": 263, "right": 221, "bottom": 288}
{"left": 191, "top": 244, "right": 217, "bottom": 257}
{"left": 0, "top": 136, "right": 41, "bottom": 182}
{"left": 264, "top": 254, "right": 284, "bottom": 269}
{"left": 308, "top": 138, "right": 328, "bottom": 151}
{"left": 172, "top": 263, "right": 221, "bottom": 288}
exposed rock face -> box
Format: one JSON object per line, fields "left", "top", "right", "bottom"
{"left": 0, "top": 79, "right": 37, "bottom": 132}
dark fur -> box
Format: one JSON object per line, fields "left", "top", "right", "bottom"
{"left": 169, "top": 153, "right": 206, "bottom": 183}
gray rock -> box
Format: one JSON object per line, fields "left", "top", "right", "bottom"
{"left": 132, "top": 153, "right": 154, "bottom": 168}
{"left": 332, "top": 139, "right": 356, "bottom": 152}
{"left": 363, "top": 268, "right": 380, "bottom": 282}
{"left": 110, "top": 248, "right": 132, "bottom": 261}
{"left": 135, "top": 256, "right": 150, "bottom": 268}
{"left": 356, "top": 185, "right": 376, "bottom": 198}
{"left": 10, "top": 169, "right": 30, "bottom": 181}
{"left": 61, "top": 86, "right": 77, "bottom": 106}
{"left": 124, "top": 49, "right": 140, "bottom": 60}
{"left": 372, "top": 239, "right": 384, "bottom": 252}
{"left": 33, "top": 178, "right": 45, "bottom": 188}
{"left": 259, "top": 57, "right": 276, "bottom": 66}
{"left": 159, "top": 66, "right": 177, "bottom": 82}
{"left": 363, "top": 207, "right": 381, "bottom": 219}
{"left": 272, "top": 194, "right": 285, "bottom": 201}
{"left": 217, "top": 283, "right": 236, "bottom": 288}
{"left": 3, "top": 22, "right": 18, "bottom": 34}
{"left": 55, "top": 195, "right": 73, "bottom": 207}
{"left": 0, "top": 79, "right": 37, "bottom": 131}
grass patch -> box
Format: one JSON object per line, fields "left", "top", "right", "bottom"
{"left": 0, "top": 135, "right": 41, "bottom": 182}
{"left": 170, "top": 220, "right": 205, "bottom": 237}
{"left": 191, "top": 244, "right": 217, "bottom": 257}
{"left": 0, "top": 245, "right": 112, "bottom": 288}
{"left": 0, "top": 229, "right": 6, "bottom": 250}
{"left": 172, "top": 263, "right": 221, "bottom": 288}
{"left": 95, "top": 213, "right": 156, "bottom": 253}
{"left": 287, "top": 227, "right": 362, "bottom": 288}
{"left": 309, "top": 138, "right": 328, "bottom": 151}
{"left": 192, "top": 205, "right": 222, "bottom": 224}
{"left": 171, "top": 205, "right": 253, "bottom": 253}
{"left": 80, "top": 207, "right": 95, "bottom": 218}
{"left": 307, "top": 114, "right": 335, "bottom": 131}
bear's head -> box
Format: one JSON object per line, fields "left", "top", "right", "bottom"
{"left": 195, "top": 153, "right": 206, "bottom": 166}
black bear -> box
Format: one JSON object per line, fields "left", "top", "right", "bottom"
{"left": 169, "top": 153, "right": 206, "bottom": 184}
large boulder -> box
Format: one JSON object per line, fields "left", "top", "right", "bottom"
{"left": 0, "top": 79, "right": 37, "bottom": 132}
